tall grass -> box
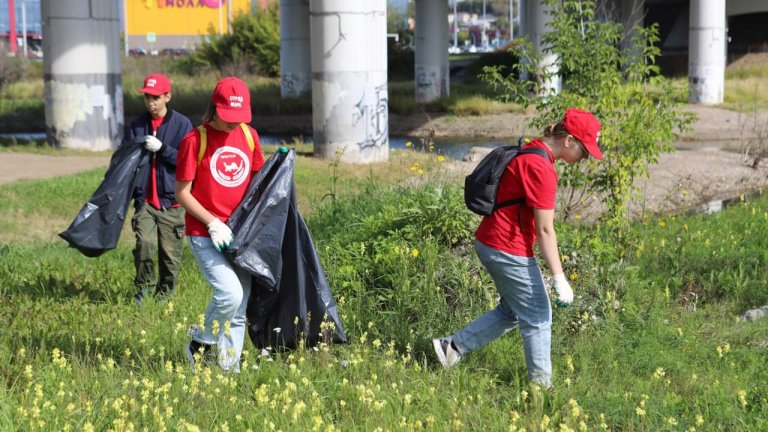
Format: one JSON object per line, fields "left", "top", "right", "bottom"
{"left": 0, "top": 155, "right": 766, "bottom": 430}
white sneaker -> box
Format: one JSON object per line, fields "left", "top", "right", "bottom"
{"left": 432, "top": 338, "right": 462, "bottom": 368}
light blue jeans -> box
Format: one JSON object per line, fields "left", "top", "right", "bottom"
{"left": 188, "top": 236, "right": 252, "bottom": 372}
{"left": 451, "top": 240, "right": 552, "bottom": 387}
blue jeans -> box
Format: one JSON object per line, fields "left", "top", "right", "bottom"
{"left": 451, "top": 240, "right": 552, "bottom": 387}
{"left": 188, "top": 236, "right": 252, "bottom": 372}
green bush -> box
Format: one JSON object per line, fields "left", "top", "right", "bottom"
{"left": 178, "top": 4, "right": 280, "bottom": 78}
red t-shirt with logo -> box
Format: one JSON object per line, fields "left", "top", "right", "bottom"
{"left": 474, "top": 139, "right": 557, "bottom": 257}
{"left": 176, "top": 123, "right": 265, "bottom": 237}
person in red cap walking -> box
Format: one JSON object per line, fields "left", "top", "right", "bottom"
{"left": 433, "top": 108, "right": 603, "bottom": 388}
{"left": 175, "top": 77, "right": 265, "bottom": 372}
{"left": 127, "top": 73, "right": 193, "bottom": 304}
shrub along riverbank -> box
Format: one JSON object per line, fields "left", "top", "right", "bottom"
{"left": 0, "top": 151, "right": 766, "bottom": 431}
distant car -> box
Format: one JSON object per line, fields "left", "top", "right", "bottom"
{"left": 160, "top": 48, "right": 191, "bottom": 56}
{"left": 129, "top": 47, "right": 147, "bottom": 56}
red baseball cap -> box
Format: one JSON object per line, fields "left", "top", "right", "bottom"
{"left": 139, "top": 74, "right": 171, "bottom": 96}
{"left": 213, "top": 77, "right": 252, "bottom": 123}
{"left": 563, "top": 108, "right": 604, "bottom": 160}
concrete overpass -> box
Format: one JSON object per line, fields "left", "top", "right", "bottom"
{"left": 42, "top": 0, "right": 768, "bottom": 163}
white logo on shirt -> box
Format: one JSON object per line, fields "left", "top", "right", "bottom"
{"left": 209, "top": 146, "right": 250, "bottom": 187}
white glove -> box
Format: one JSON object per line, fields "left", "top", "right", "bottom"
{"left": 145, "top": 135, "right": 163, "bottom": 152}
{"left": 552, "top": 273, "right": 574, "bottom": 308}
{"left": 207, "top": 219, "right": 233, "bottom": 252}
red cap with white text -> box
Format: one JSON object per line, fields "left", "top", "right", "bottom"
{"left": 212, "top": 77, "right": 252, "bottom": 123}
{"left": 139, "top": 74, "right": 171, "bottom": 96}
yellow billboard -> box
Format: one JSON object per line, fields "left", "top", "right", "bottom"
{"left": 127, "top": 0, "right": 253, "bottom": 36}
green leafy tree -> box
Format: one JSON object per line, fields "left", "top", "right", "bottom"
{"left": 187, "top": 2, "right": 280, "bottom": 77}
{"left": 482, "top": 0, "right": 694, "bottom": 243}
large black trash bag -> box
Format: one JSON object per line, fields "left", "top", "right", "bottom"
{"left": 59, "top": 138, "right": 149, "bottom": 257}
{"left": 226, "top": 148, "right": 347, "bottom": 349}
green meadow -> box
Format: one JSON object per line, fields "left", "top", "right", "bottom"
{"left": 0, "top": 147, "right": 767, "bottom": 431}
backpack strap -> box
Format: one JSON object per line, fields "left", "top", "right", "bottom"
{"left": 493, "top": 147, "right": 550, "bottom": 210}
{"left": 240, "top": 123, "right": 255, "bottom": 152}
{"left": 197, "top": 123, "right": 255, "bottom": 166}
{"left": 196, "top": 125, "right": 207, "bottom": 165}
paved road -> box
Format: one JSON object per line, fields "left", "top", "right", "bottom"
{"left": 0, "top": 153, "right": 110, "bottom": 185}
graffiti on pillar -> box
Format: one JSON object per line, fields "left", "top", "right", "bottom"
{"left": 415, "top": 64, "right": 441, "bottom": 102}
{"left": 281, "top": 73, "right": 309, "bottom": 97}
{"left": 353, "top": 82, "right": 388, "bottom": 150}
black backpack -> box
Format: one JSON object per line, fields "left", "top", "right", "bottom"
{"left": 464, "top": 144, "right": 549, "bottom": 216}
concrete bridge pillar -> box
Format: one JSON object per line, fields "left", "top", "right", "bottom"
{"left": 310, "top": 0, "right": 389, "bottom": 163}
{"left": 280, "top": 0, "right": 311, "bottom": 98}
{"left": 42, "top": 0, "right": 123, "bottom": 151}
{"left": 528, "top": 0, "right": 560, "bottom": 95}
{"left": 414, "top": 0, "right": 449, "bottom": 103}
{"left": 689, "top": 0, "right": 726, "bottom": 104}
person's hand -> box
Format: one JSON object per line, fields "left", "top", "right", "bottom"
{"left": 552, "top": 273, "right": 573, "bottom": 308}
{"left": 145, "top": 135, "right": 163, "bottom": 152}
{"left": 207, "top": 219, "right": 233, "bottom": 252}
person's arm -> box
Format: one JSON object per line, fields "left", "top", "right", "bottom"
{"left": 533, "top": 208, "right": 562, "bottom": 275}
{"left": 175, "top": 180, "right": 216, "bottom": 226}
{"left": 176, "top": 180, "right": 233, "bottom": 251}
{"left": 534, "top": 207, "right": 573, "bottom": 306}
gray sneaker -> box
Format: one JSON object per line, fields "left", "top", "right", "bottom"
{"left": 432, "top": 338, "right": 462, "bottom": 368}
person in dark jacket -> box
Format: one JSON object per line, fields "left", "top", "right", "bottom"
{"left": 126, "top": 73, "right": 193, "bottom": 304}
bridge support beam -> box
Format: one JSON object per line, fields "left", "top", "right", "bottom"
{"left": 688, "top": 0, "right": 726, "bottom": 104}
{"left": 310, "top": 0, "right": 389, "bottom": 163}
{"left": 527, "top": 0, "right": 560, "bottom": 95}
{"left": 414, "top": 0, "right": 449, "bottom": 103}
{"left": 42, "top": 0, "right": 122, "bottom": 150}
{"left": 280, "top": 0, "right": 311, "bottom": 98}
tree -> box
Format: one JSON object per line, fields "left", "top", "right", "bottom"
{"left": 482, "top": 0, "right": 694, "bottom": 242}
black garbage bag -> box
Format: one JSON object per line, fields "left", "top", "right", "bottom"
{"left": 59, "top": 138, "right": 149, "bottom": 257}
{"left": 226, "top": 148, "right": 347, "bottom": 349}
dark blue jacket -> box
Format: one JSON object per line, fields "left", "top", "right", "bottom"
{"left": 125, "top": 109, "right": 193, "bottom": 211}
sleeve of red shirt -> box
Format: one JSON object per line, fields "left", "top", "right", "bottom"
{"left": 248, "top": 125, "right": 265, "bottom": 172}
{"left": 176, "top": 129, "right": 201, "bottom": 182}
{"left": 520, "top": 157, "right": 557, "bottom": 210}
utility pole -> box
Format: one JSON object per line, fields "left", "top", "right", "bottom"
{"left": 453, "top": 0, "right": 458, "bottom": 48}
{"left": 21, "top": 0, "right": 27, "bottom": 57}
{"left": 218, "top": 1, "right": 223, "bottom": 35}
{"left": 123, "top": 0, "right": 129, "bottom": 56}
{"left": 228, "top": 0, "right": 233, "bottom": 33}
{"left": 8, "top": 0, "right": 17, "bottom": 55}
{"left": 482, "top": 0, "right": 487, "bottom": 48}
{"left": 509, "top": 0, "right": 514, "bottom": 40}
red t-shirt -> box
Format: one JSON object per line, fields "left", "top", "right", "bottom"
{"left": 474, "top": 139, "right": 557, "bottom": 257}
{"left": 145, "top": 116, "right": 164, "bottom": 209}
{"left": 176, "top": 123, "right": 265, "bottom": 237}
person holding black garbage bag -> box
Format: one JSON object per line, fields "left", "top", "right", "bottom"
{"left": 127, "top": 74, "right": 193, "bottom": 304}
{"left": 175, "top": 77, "right": 265, "bottom": 372}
